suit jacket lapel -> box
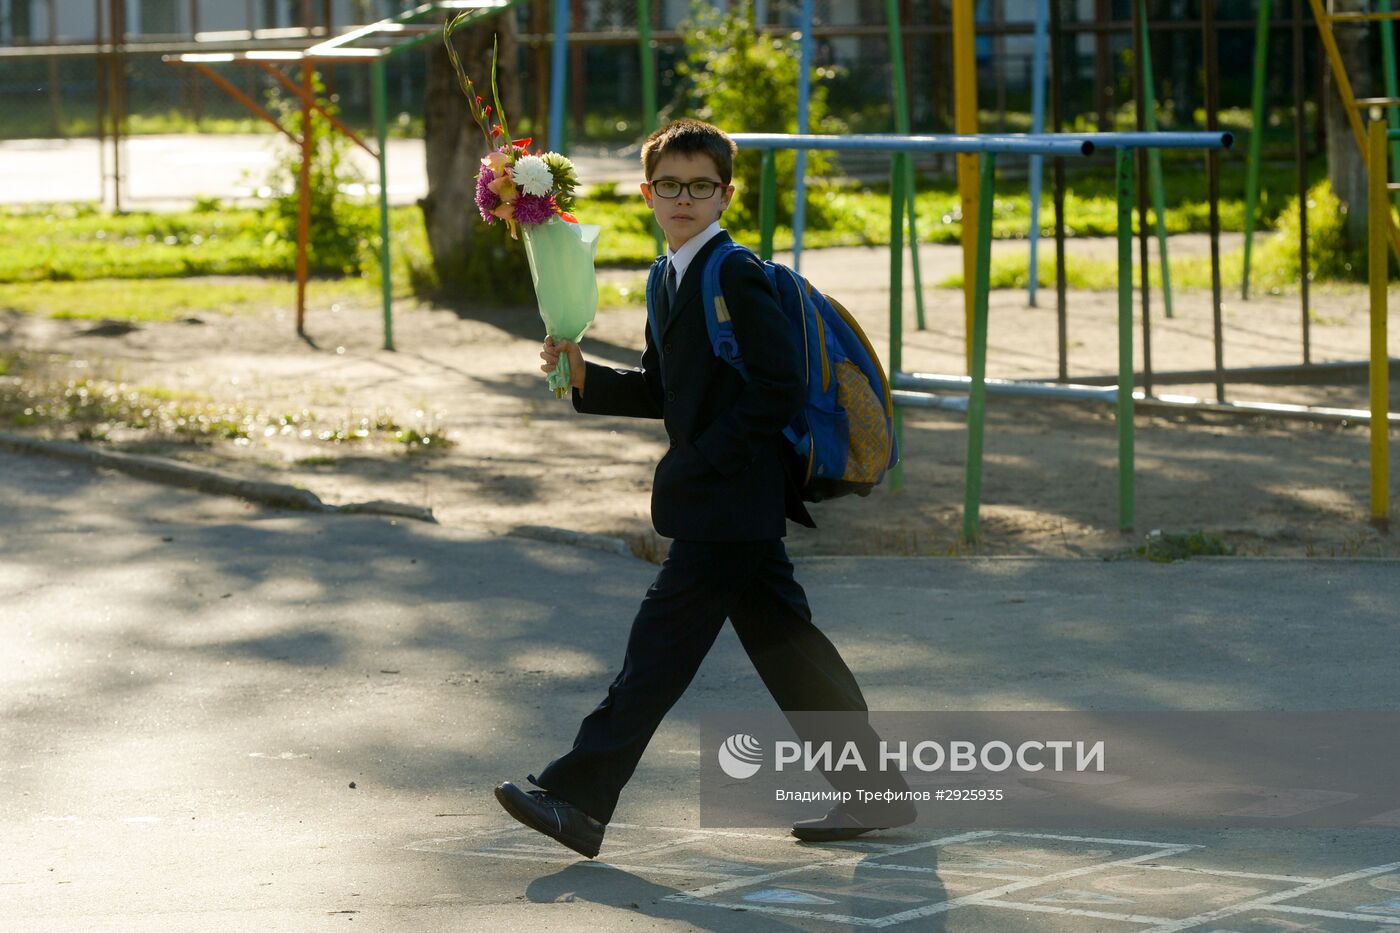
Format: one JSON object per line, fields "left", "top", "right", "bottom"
{"left": 662, "top": 230, "right": 732, "bottom": 339}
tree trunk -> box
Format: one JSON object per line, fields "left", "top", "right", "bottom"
{"left": 1168, "top": 0, "right": 1194, "bottom": 125}
{"left": 420, "top": 13, "right": 533, "bottom": 304}
{"left": 1324, "top": 0, "right": 1371, "bottom": 246}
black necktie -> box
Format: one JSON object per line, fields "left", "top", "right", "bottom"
{"left": 665, "top": 262, "right": 679, "bottom": 313}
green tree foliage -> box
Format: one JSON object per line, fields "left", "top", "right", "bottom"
{"left": 260, "top": 73, "right": 376, "bottom": 276}
{"left": 678, "top": 0, "right": 845, "bottom": 229}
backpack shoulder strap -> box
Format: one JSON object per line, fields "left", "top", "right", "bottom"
{"left": 700, "top": 241, "right": 764, "bottom": 382}
{"left": 644, "top": 256, "right": 667, "bottom": 350}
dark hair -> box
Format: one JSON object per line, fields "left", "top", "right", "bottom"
{"left": 641, "top": 119, "right": 737, "bottom": 185}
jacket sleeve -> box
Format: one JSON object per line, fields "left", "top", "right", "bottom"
{"left": 570, "top": 317, "right": 665, "bottom": 419}
{"left": 693, "top": 252, "right": 804, "bottom": 478}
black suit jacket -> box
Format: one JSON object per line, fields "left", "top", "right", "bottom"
{"left": 573, "top": 231, "right": 816, "bottom": 541}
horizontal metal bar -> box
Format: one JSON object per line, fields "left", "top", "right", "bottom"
{"left": 168, "top": 49, "right": 386, "bottom": 62}
{"left": 894, "top": 372, "right": 1117, "bottom": 401}
{"left": 1072, "top": 131, "right": 1234, "bottom": 150}
{"left": 1135, "top": 395, "right": 1400, "bottom": 426}
{"left": 894, "top": 373, "right": 1400, "bottom": 425}
{"left": 511, "top": 18, "right": 1324, "bottom": 46}
{"left": 306, "top": 0, "right": 500, "bottom": 53}
{"left": 890, "top": 390, "right": 969, "bottom": 412}
{"left": 1328, "top": 10, "right": 1400, "bottom": 22}
{"left": 1044, "top": 358, "right": 1400, "bottom": 388}
{"left": 0, "top": 14, "right": 1329, "bottom": 60}
{"left": 1358, "top": 98, "right": 1400, "bottom": 109}
{"left": 196, "top": 26, "right": 325, "bottom": 42}
{"left": 730, "top": 133, "right": 1095, "bottom": 156}
{"left": 3, "top": 39, "right": 320, "bottom": 57}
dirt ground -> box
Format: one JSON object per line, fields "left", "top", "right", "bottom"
{"left": 3, "top": 235, "right": 1398, "bottom": 560}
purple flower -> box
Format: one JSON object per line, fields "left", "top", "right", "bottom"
{"left": 513, "top": 193, "right": 557, "bottom": 226}
{"left": 475, "top": 167, "right": 500, "bottom": 223}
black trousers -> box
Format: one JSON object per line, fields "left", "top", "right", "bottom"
{"left": 535, "top": 538, "right": 897, "bottom": 825}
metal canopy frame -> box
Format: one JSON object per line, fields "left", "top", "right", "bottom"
{"left": 164, "top": 0, "right": 524, "bottom": 350}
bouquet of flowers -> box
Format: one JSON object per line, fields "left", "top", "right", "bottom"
{"left": 444, "top": 17, "right": 600, "bottom": 399}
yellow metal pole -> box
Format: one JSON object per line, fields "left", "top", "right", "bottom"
{"left": 952, "top": 0, "right": 979, "bottom": 373}
{"left": 1368, "top": 118, "right": 1391, "bottom": 530}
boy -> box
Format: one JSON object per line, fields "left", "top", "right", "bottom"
{"left": 494, "top": 119, "right": 913, "bottom": 858}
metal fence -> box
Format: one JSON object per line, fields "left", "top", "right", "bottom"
{"left": 0, "top": 1, "right": 1325, "bottom": 149}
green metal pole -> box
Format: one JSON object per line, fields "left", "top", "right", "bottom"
{"left": 1382, "top": 0, "right": 1400, "bottom": 210}
{"left": 885, "top": 0, "right": 926, "bottom": 330}
{"left": 637, "top": 0, "right": 656, "bottom": 131}
{"left": 905, "top": 159, "right": 926, "bottom": 330}
{"left": 637, "top": 0, "right": 664, "bottom": 255}
{"left": 1242, "top": 0, "right": 1271, "bottom": 300}
{"left": 889, "top": 152, "right": 906, "bottom": 492}
{"left": 1137, "top": 0, "right": 1173, "bottom": 318}
{"left": 1115, "top": 146, "right": 1135, "bottom": 532}
{"left": 962, "top": 152, "right": 996, "bottom": 543}
{"left": 371, "top": 55, "right": 394, "bottom": 352}
{"left": 759, "top": 148, "right": 777, "bottom": 260}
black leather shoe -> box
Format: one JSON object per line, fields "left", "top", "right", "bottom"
{"left": 791, "top": 802, "right": 916, "bottom": 842}
{"left": 494, "top": 781, "right": 605, "bottom": 859}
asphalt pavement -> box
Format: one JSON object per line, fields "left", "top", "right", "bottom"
{"left": 4, "top": 447, "right": 1400, "bottom": 932}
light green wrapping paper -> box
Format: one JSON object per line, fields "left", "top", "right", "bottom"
{"left": 521, "top": 218, "right": 601, "bottom": 398}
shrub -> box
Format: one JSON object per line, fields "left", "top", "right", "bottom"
{"left": 1252, "top": 179, "right": 1373, "bottom": 287}
{"left": 678, "top": 0, "right": 846, "bottom": 229}
{"left": 259, "top": 73, "right": 376, "bottom": 276}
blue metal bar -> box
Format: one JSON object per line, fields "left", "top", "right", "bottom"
{"left": 1078, "top": 131, "right": 1234, "bottom": 150}
{"left": 792, "top": 0, "right": 813, "bottom": 273}
{"left": 729, "top": 133, "right": 1096, "bottom": 156}
{"left": 730, "top": 132, "right": 1231, "bottom": 155}
{"left": 548, "top": 0, "right": 568, "bottom": 154}
{"left": 1028, "top": 0, "right": 1049, "bottom": 307}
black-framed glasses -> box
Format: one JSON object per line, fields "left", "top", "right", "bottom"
{"left": 649, "top": 178, "right": 722, "bottom": 200}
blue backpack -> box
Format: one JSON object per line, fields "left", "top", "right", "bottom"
{"left": 646, "top": 242, "right": 898, "bottom": 502}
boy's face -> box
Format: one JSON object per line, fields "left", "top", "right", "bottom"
{"left": 640, "top": 151, "right": 735, "bottom": 252}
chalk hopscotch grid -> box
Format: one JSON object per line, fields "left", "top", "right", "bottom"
{"left": 408, "top": 823, "right": 1400, "bottom": 930}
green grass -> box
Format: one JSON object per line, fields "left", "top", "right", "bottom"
{"left": 0, "top": 150, "right": 1352, "bottom": 315}
{"left": 0, "top": 203, "right": 288, "bottom": 282}
{"left": 936, "top": 240, "right": 1332, "bottom": 295}
{"left": 2, "top": 279, "right": 285, "bottom": 321}
{"left": 1134, "top": 530, "right": 1236, "bottom": 562}
{"left": 0, "top": 202, "right": 429, "bottom": 287}
{"left": 939, "top": 180, "right": 1397, "bottom": 293}
{"left": 0, "top": 354, "right": 450, "bottom": 451}
{"left": 598, "top": 278, "right": 648, "bottom": 308}
{"left": 587, "top": 154, "right": 1325, "bottom": 264}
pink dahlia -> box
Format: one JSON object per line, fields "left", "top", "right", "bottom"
{"left": 513, "top": 193, "right": 557, "bottom": 226}
{"left": 475, "top": 167, "right": 500, "bottom": 223}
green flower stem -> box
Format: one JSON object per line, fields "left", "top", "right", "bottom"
{"left": 547, "top": 350, "right": 572, "bottom": 400}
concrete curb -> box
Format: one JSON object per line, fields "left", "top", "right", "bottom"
{"left": 0, "top": 430, "right": 436, "bottom": 524}
{"left": 508, "top": 524, "right": 632, "bottom": 557}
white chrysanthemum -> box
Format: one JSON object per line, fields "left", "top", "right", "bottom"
{"left": 511, "top": 155, "right": 554, "bottom": 197}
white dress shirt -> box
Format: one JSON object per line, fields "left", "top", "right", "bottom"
{"left": 665, "top": 220, "right": 725, "bottom": 292}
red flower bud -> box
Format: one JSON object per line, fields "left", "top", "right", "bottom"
{"left": 491, "top": 125, "right": 502, "bottom": 137}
